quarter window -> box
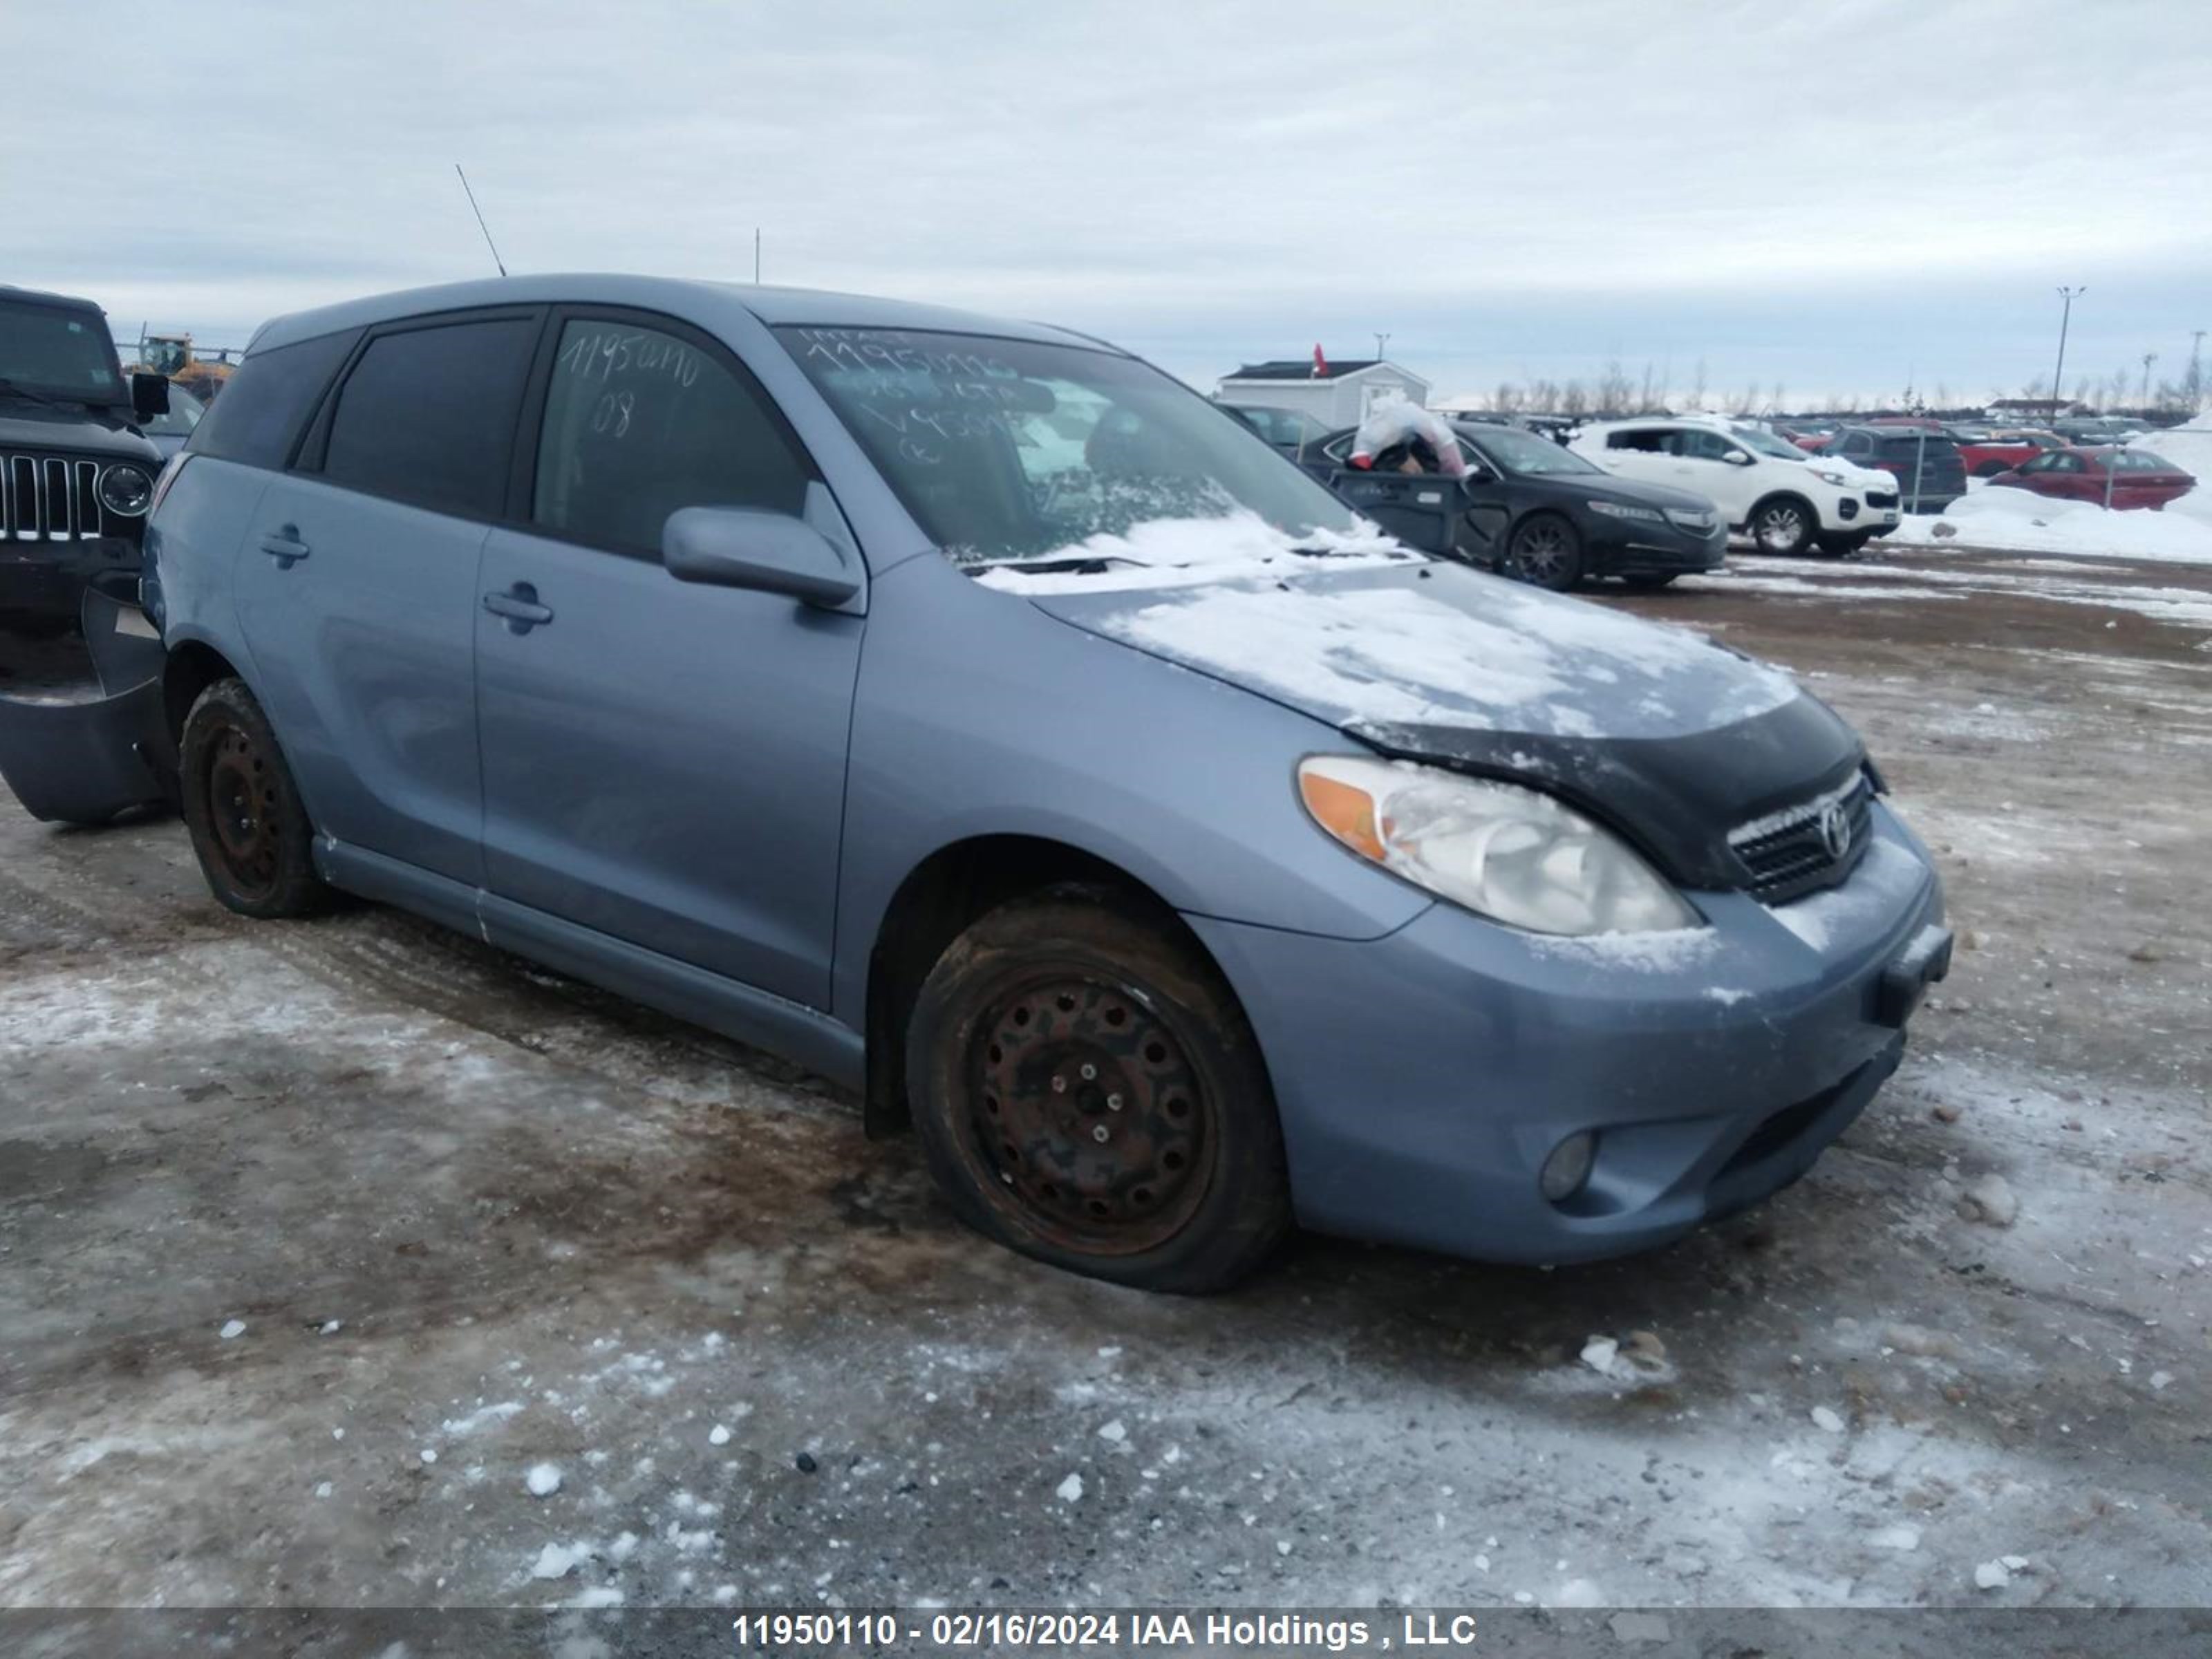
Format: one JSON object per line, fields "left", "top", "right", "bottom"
{"left": 321, "top": 317, "right": 539, "bottom": 517}
{"left": 532, "top": 318, "right": 812, "bottom": 554}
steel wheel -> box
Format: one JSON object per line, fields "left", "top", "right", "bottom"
{"left": 203, "top": 724, "right": 282, "bottom": 899}
{"left": 1752, "top": 499, "right": 1813, "bottom": 555}
{"left": 180, "top": 677, "right": 333, "bottom": 919}
{"left": 966, "top": 972, "right": 1210, "bottom": 1255}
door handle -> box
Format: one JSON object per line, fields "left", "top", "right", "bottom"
{"left": 483, "top": 582, "right": 554, "bottom": 633}
{"left": 258, "top": 525, "right": 310, "bottom": 568}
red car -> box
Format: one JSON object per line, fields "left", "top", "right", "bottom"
{"left": 1988, "top": 447, "right": 2197, "bottom": 511}
{"left": 1951, "top": 427, "right": 2066, "bottom": 478}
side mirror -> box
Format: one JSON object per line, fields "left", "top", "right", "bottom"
{"left": 662, "top": 504, "right": 860, "bottom": 608}
{"left": 1723, "top": 450, "right": 1754, "bottom": 466}
{"left": 131, "top": 372, "right": 170, "bottom": 422}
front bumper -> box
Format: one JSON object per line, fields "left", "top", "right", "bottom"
{"left": 1587, "top": 518, "right": 1727, "bottom": 577}
{"left": 1185, "top": 805, "right": 1945, "bottom": 1264}
{"left": 0, "top": 535, "right": 141, "bottom": 621}
{"left": 1824, "top": 494, "right": 1902, "bottom": 535}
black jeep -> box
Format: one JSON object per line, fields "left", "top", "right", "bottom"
{"left": 1, "top": 283, "right": 170, "bottom": 634}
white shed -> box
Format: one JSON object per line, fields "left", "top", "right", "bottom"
{"left": 1215, "top": 358, "right": 1432, "bottom": 430}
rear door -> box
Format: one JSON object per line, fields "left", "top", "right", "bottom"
{"left": 234, "top": 308, "right": 543, "bottom": 885}
{"left": 473, "top": 310, "right": 863, "bottom": 1008}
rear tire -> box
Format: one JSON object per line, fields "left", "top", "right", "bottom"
{"left": 1501, "top": 513, "right": 1585, "bottom": 590}
{"left": 1748, "top": 496, "right": 1816, "bottom": 556}
{"left": 180, "top": 677, "right": 334, "bottom": 919}
{"left": 906, "top": 888, "right": 1290, "bottom": 1293}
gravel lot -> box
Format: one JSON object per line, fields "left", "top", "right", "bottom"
{"left": 1, "top": 541, "right": 2207, "bottom": 1617}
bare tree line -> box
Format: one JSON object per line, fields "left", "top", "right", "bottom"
{"left": 1472, "top": 348, "right": 2208, "bottom": 419}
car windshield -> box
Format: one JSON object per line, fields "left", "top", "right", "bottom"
{"left": 1731, "top": 424, "right": 1807, "bottom": 460}
{"left": 778, "top": 326, "right": 1360, "bottom": 567}
{"left": 144, "top": 384, "right": 205, "bottom": 436}
{"left": 0, "top": 297, "right": 128, "bottom": 405}
{"left": 1465, "top": 425, "right": 1602, "bottom": 476}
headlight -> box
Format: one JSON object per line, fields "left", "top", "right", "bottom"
{"left": 1586, "top": 500, "right": 1665, "bottom": 523}
{"left": 99, "top": 462, "right": 155, "bottom": 517}
{"left": 1664, "top": 506, "right": 1716, "bottom": 529}
{"left": 1297, "top": 756, "right": 1700, "bottom": 936}
{"left": 1812, "top": 468, "right": 1850, "bottom": 487}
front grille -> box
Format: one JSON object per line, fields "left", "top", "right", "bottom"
{"left": 1864, "top": 489, "right": 1899, "bottom": 509}
{"left": 1, "top": 452, "right": 138, "bottom": 541}
{"left": 1729, "top": 771, "right": 1874, "bottom": 904}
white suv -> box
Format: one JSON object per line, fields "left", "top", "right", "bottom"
{"left": 1569, "top": 417, "right": 1898, "bottom": 556}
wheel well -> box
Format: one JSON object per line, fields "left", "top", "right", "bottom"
{"left": 862, "top": 835, "right": 1199, "bottom": 1138}
{"left": 1750, "top": 491, "right": 1816, "bottom": 527}
{"left": 162, "top": 641, "right": 240, "bottom": 747}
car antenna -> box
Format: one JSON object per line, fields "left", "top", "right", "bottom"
{"left": 454, "top": 164, "right": 508, "bottom": 277}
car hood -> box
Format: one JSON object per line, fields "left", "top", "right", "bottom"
{"left": 0, "top": 402, "right": 160, "bottom": 460}
{"left": 1020, "top": 558, "right": 1866, "bottom": 888}
{"left": 1565, "top": 474, "right": 1716, "bottom": 513}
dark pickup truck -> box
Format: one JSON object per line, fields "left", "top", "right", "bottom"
{"left": 1, "top": 283, "right": 170, "bottom": 633}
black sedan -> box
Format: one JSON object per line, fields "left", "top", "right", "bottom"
{"left": 1306, "top": 422, "right": 1726, "bottom": 590}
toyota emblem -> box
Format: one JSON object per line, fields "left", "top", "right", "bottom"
{"left": 1818, "top": 802, "right": 1854, "bottom": 861}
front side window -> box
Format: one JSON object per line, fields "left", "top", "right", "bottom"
{"left": 777, "top": 326, "right": 1357, "bottom": 566}
{"left": 532, "top": 319, "right": 813, "bottom": 553}
{"left": 1681, "top": 430, "right": 1747, "bottom": 464}
{"left": 0, "top": 298, "right": 127, "bottom": 404}
{"left": 321, "top": 317, "right": 538, "bottom": 517}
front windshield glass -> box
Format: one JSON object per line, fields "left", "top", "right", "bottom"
{"left": 776, "top": 326, "right": 1359, "bottom": 566}
{"left": 1731, "top": 424, "right": 1807, "bottom": 461}
{"left": 1464, "top": 425, "right": 1602, "bottom": 476}
{"left": 0, "top": 299, "right": 127, "bottom": 404}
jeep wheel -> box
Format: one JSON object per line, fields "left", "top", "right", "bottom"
{"left": 906, "top": 890, "right": 1290, "bottom": 1293}
{"left": 180, "top": 678, "right": 334, "bottom": 919}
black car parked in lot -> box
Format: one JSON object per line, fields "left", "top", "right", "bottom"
{"left": 1826, "top": 424, "right": 1966, "bottom": 514}
{"left": 0, "top": 283, "right": 170, "bottom": 633}
{"left": 1306, "top": 421, "right": 1726, "bottom": 590}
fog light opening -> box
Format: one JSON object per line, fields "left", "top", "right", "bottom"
{"left": 1539, "top": 1132, "right": 1597, "bottom": 1205}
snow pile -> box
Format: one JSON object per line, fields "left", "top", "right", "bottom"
{"left": 1875, "top": 471, "right": 2212, "bottom": 565}
{"left": 2129, "top": 418, "right": 2212, "bottom": 531}
{"left": 973, "top": 511, "right": 1412, "bottom": 595}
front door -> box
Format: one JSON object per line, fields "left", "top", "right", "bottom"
{"left": 473, "top": 312, "right": 863, "bottom": 1009}
{"left": 232, "top": 310, "right": 542, "bottom": 885}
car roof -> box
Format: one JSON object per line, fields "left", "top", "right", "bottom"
{"left": 0, "top": 281, "right": 104, "bottom": 314}
{"left": 245, "top": 274, "right": 1118, "bottom": 357}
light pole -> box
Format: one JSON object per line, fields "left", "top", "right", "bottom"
{"left": 2052, "top": 285, "right": 2084, "bottom": 423}
{"left": 1373, "top": 332, "right": 1390, "bottom": 364}
{"left": 2140, "top": 351, "right": 2157, "bottom": 411}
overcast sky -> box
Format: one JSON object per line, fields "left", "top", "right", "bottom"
{"left": 8, "top": 1, "right": 2209, "bottom": 406}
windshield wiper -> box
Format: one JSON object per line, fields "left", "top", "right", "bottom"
{"left": 0, "top": 377, "right": 113, "bottom": 415}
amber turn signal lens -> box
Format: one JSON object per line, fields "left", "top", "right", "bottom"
{"left": 1297, "top": 769, "right": 1386, "bottom": 863}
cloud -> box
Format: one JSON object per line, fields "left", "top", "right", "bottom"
{"left": 5, "top": 0, "right": 2207, "bottom": 399}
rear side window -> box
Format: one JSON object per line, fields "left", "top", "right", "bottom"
{"left": 321, "top": 317, "right": 539, "bottom": 518}
{"left": 1606, "top": 429, "right": 1674, "bottom": 454}
{"left": 187, "top": 330, "right": 356, "bottom": 470}
{"left": 530, "top": 318, "right": 813, "bottom": 554}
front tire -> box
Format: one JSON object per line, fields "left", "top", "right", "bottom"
{"left": 180, "top": 677, "right": 333, "bottom": 919}
{"left": 906, "top": 889, "right": 1290, "bottom": 1293}
{"left": 1501, "top": 513, "right": 1585, "bottom": 590}
{"left": 1748, "top": 496, "right": 1816, "bottom": 556}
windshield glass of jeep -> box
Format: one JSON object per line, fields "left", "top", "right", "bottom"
{"left": 0, "top": 299, "right": 127, "bottom": 405}
{"left": 777, "top": 326, "right": 1361, "bottom": 568}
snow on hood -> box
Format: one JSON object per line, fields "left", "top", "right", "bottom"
{"left": 1026, "top": 558, "right": 1803, "bottom": 742}
{"left": 973, "top": 511, "right": 1415, "bottom": 596}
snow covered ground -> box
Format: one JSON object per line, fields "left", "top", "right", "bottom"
{"left": 1873, "top": 455, "right": 2212, "bottom": 566}
{"left": 0, "top": 549, "right": 2207, "bottom": 1622}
